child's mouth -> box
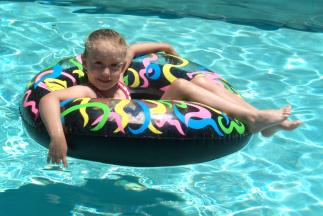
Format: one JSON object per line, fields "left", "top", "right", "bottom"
{"left": 98, "top": 79, "right": 111, "bottom": 83}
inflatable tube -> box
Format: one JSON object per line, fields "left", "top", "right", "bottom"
{"left": 20, "top": 53, "right": 252, "bottom": 167}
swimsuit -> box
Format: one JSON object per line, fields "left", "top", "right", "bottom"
{"left": 85, "top": 81, "right": 131, "bottom": 99}
{"left": 117, "top": 81, "right": 131, "bottom": 99}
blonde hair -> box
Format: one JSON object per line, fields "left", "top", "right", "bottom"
{"left": 83, "top": 29, "right": 127, "bottom": 59}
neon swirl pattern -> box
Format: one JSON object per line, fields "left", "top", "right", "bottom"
{"left": 22, "top": 53, "right": 249, "bottom": 140}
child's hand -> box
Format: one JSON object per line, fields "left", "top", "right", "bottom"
{"left": 47, "top": 137, "right": 68, "bottom": 167}
{"left": 165, "top": 46, "right": 179, "bottom": 56}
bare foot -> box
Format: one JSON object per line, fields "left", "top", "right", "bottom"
{"left": 247, "top": 106, "right": 291, "bottom": 133}
{"left": 261, "top": 120, "right": 302, "bottom": 137}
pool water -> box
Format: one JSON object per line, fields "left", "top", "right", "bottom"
{"left": 1, "top": 1, "right": 323, "bottom": 216}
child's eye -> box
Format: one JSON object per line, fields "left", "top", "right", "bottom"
{"left": 110, "top": 63, "right": 122, "bottom": 69}
{"left": 95, "top": 61, "right": 103, "bottom": 65}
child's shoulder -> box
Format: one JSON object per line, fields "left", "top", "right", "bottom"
{"left": 54, "top": 85, "right": 96, "bottom": 99}
{"left": 74, "top": 84, "right": 97, "bottom": 97}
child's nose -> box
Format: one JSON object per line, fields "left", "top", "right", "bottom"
{"left": 102, "top": 67, "right": 111, "bottom": 78}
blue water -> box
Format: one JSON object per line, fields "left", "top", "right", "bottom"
{"left": 1, "top": 1, "right": 323, "bottom": 215}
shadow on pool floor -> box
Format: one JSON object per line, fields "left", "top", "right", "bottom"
{"left": 0, "top": 174, "right": 186, "bottom": 216}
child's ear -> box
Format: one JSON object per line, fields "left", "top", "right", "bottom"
{"left": 120, "top": 61, "right": 128, "bottom": 73}
{"left": 81, "top": 54, "right": 87, "bottom": 69}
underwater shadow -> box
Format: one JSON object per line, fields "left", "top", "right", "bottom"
{"left": 3, "top": 0, "right": 322, "bottom": 32}
{"left": 72, "top": 7, "right": 323, "bottom": 32}
{"left": 0, "top": 174, "right": 185, "bottom": 216}
{"left": 67, "top": 6, "right": 323, "bottom": 32}
{"left": 73, "top": 7, "right": 183, "bottom": 19}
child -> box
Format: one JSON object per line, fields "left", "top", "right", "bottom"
{"left": 39, "top": 29, "right": 301, "bottom": 167}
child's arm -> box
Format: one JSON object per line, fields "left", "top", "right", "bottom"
{"left": 122, "top": 42, "right": 178, "bottom": 72}
{"left": 127, "top": 42, "right": 178, "bottom": 60}
{"left": 39, "top": 85, "right": 95, "bottom": 167}
{"left": 129, "top": 42, "right": 178, "bottom": 56}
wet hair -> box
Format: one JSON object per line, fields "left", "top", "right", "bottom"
{"left": 83, "top": 29, "right": 127, "bottom": 59}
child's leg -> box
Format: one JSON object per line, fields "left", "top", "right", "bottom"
{"left": 162, "top": 78, "right": 290, "bottom": 133}
{"left": 191, "top": 76, "right": 257, "bottom": 111}
{"left": 190, "top": 76, "right": 301, "bottom": 136}
{"left": 190, "top": 77, "right": 301, "bottom": 136}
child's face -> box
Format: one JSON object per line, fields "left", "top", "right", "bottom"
{"left": 83, "top": 41, "right": 126, "bottom": 92}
